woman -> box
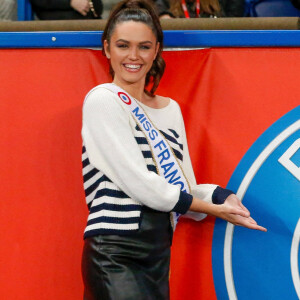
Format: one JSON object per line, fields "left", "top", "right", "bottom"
{"left": 30, "top": 0, "right": 103, "bottom": 20}
{"left": 154, "top": 0, "right": 244, "bottom": 19}
{"left": 154, "top": 0, "right": 221, "bottom": 18}
{"left": 81, "top": 0, "right": 266, "bottom": 299}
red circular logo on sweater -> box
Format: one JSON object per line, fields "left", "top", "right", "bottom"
{"left": 118, "top": 92, "right": 131, "bottom": 105}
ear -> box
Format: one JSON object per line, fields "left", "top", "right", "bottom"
{"left": 103, "top": 40, "right": 111, "bottom": 59}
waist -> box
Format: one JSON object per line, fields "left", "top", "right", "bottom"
{"left": 84, "top": 205, "right": 172, "bottom": 240}
{"left": 84, "top": 206, "right": 173, "bottom": 253}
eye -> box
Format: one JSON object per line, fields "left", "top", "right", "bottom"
{"left": 116, "top": 43, "right": 128, "bottom": 48}
{"left": 140, "top": 45, "right": 151, "bottom": 50}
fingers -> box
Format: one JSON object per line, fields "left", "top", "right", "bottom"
{"left": 248, "top": 217, "right": 257, "bottom": 224}
{"left": 224, "top": 194, "right": 250, "bottom": 217}
{"left": 225, "top": 211, "right": 267, "bottom": 232}
{"left": 238, "top": 203, "right": 251, "bottom": 218}
{"left": 244, "top": 222, "right": 267, "bottom": 232}
{"left": 219, "top": 195, "right": 266, "bottom": 231}
{"left": 84, "top": 1, "right": 90, "bottom": 12}
{"left": 239, "top": 201, "right": 250, "bottom": 214}
{"left": 71, "top": 0, "right": 90, "bottom": 16}
{"left": 254, "top": 225, "right": 267, "bottom": 232}
{"left": 229, "top": 207, "right": 250, "bottom": 218}
{"left": 233, "top": 202, "right": 266, "bottom": 231}
{"left": 81, "top": 2, "right": 90, "bottom": 16}
{"left": 248, "top": 217, "right": 267, "bottom": 232}
{"left": 235, "top": 216, "right": 267, "bottom": 232}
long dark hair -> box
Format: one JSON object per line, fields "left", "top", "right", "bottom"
{"left": 102, "top": 0, "right": 165, "bottom": 97}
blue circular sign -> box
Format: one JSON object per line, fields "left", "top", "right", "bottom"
{"left": 212, "top": 106, "right": 300, "bottom": 300}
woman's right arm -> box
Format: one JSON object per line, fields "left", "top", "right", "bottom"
{"left": 82, "top": 87, "right": 193, "bottom": 214}
{"left": 83, "top": 87, "right": 266, "bottom": 231}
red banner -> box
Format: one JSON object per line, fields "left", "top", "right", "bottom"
{"left": 0, "top": 48, "right": 299, "bottom": 299}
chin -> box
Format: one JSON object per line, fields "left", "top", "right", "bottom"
{"left": 122, "top": 75, "right": 145, "bottom": 84}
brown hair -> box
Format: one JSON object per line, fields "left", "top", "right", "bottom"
{"left": 169, "top": 0, "right": 185, "bottom": 17}
{"left": 102, "top": 0, "right": 165, "bottom": 97}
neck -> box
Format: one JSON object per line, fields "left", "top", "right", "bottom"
{"left": 113, "top": 78, "right": 145, "bottom": 101}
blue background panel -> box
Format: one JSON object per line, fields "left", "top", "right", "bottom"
{"left": 1, "top": 30, "right": 300, "bottom": 48}
{"left": 212, "top": 106, "right": 300, "bottom": 300}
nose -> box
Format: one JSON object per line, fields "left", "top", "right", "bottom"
{"left": 128, "top": 46, "right": 138, "bottom": 60}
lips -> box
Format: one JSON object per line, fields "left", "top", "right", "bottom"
{"left": 123, "top": 64, "right": 142, "bottom": 72}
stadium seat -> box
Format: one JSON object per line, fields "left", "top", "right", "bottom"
{"left": 246, "top": 0, "right": 300, "bottom": 17}
{"left": 17, "top": 0, "right": 33, "bottom": 20}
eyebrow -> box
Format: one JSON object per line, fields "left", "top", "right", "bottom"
{"left": 115, "top": 39, "right": 153, "bottom": 45}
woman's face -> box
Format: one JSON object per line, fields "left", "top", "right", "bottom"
{"left": 104, "top": 21, "right": 159, "bottom": 87}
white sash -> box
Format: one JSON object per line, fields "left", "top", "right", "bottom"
{"left": 101, "top": 83, "right": 191, "bottom": 230}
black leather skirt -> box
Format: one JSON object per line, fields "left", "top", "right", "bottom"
{"left": 81, "top": 207, "right": 173, "bottom": 300}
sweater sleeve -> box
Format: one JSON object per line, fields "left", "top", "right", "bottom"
{"left": 82, "top": 87, "right": 193, "bottom": 214}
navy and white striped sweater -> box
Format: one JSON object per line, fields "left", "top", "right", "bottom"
{"left": 82, "top": 86, "right": 232, "bottom": 239}
{"left": 82, "top": 122, "right": 186, "bottom": 238}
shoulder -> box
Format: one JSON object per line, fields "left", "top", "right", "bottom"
{"left": 82, "top": 84, "right": 128, "bottom": 119}
{"left": 84, "top": 84, "right": 116, "bottom": 105}
{"left": 83, "top": 84, "right": 125, "bottom": 113}
{"left": 166, "top": 97, "right": 185, "bottom": 125}
{"left": 154, "top": 95, "right": 182, "bottom": 111}
{"left": 155, "top": 95, "right": 170, "bottom": 105}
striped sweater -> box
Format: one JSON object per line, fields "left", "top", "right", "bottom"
{"left": 82, "top": 85, "right": 232, "bottom": 239}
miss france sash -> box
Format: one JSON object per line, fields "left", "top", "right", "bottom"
{"left": 101, "top": 83, "right": 191, "bottom": 230}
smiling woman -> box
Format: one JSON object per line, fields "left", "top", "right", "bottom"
{"left": 80, "top": 0, "right": 266, "bottom": 299}
{"left": 101, "top": 0, "right": 165, "bottom": 103}
{"left": 103, "top": 21, "right": 159, "bottom": 97}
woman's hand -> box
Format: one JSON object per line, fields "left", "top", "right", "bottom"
{"left": 70, "top": 0, "right": 90, "bottom": 16}
{"left": 218, "top": 194, "right": 267, "bottom": 232}
{"left": 189, "top": 194, "right": 267, "bottom": 232}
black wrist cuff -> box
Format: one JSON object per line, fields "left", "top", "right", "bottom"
{"left": 212, "top": 186, "right": 234, "bottom": 205}
{"left": 173, "top": 191, "right": 193, "bottom": 214}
